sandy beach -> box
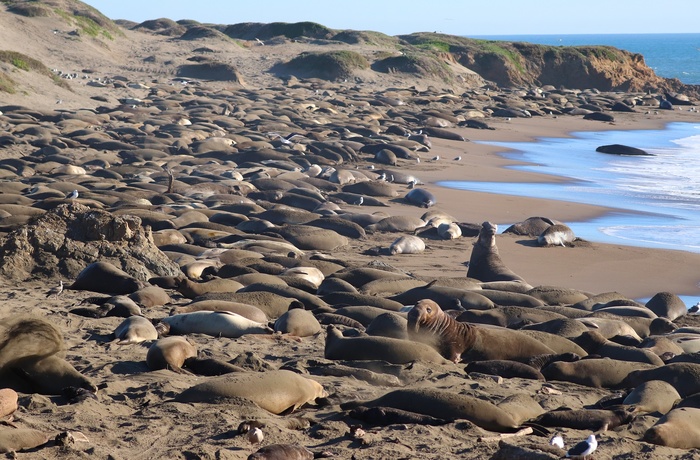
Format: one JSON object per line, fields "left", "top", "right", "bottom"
{"left": 4, "top": 5, "right": 700, "bottom": 459}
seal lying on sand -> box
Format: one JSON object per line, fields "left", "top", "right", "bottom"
{"left": 467, "top": 222, "right": 526, "bottom": 283}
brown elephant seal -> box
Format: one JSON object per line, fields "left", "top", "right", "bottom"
{"left": 531, "top": 407, "right": 633, "bottom": 431}
{"left": 467, "top": 222, "right": 526, "bottom": 283}
{"left": 464, "top": 360, "right": 545, "bottom": 380}
{"left": 4, "top": 354, "right": 97, "bottom": 395}
{"left": 0, "top": 429, "right": 50, "bottom": 454}
{"left": 248, "top": 444, "right": 314, "bottom": 460}
{"left": 645, "top": 292, "right": 687, "bottom": 320}
{"left": 113, "top": 316, "right": 158, "bottom": 344}
{"left": 408, "top": 299, "right": 554, "bottom": 363}
{"left": 348, "top": 406, "right": 450, "bottom": 427}
{"left": 274, "top": 309, "right": 321, "bottom": 337}
{"left": 159, "top": 311, "right": 272, "bottom": 338}
{"left": 542, "top": 358, "right": 658, "bottom": 389}
{"left": 0, "top": 389, "right": 18, "bottom": 418}
{"left": 175, "top": 370, "right": 327, "bottom": 415}
{"left": 366, "top": 312, "right": 408, "bottom": 339}
{"left": 503, "top": 216, "right": 562, "bottom": 236}
{"left": 0, "top": 317, "right": 64, "bottom": 368}
{"left": 622, "top": 363, "right": 700, "bottom": 397}
{"left": 324, "top": 325, "right": 448, "bottom": 364}
{"left": 128, "top": 285, "right": 170, "bottom": 308}
{"left": 643, "top": 407, "right": 700, "bottom": 448}
{"left": 574, "top": 330, "right": 664, "bottom": 365}
{"left": 146, "top": 336, "right": 197, "bottom": 373}
{"left": 389, "top": 235, "right": 425, "bottom": 255}
{"left": 623, "top": 380, "right": 680, "bottom": 415}
{"left": 174, "top": 276, "right": 244, "bottom": 299}
{"left": 70, "top": 261, "right": 144, "bottom": 295}
{"left": 341, "top": 388, "right": 520, "bottom": 433}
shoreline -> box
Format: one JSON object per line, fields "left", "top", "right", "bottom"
{"left": 409, "top": 112, "right": 700, "bottom": 300}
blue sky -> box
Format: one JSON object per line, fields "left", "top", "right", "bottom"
{"left": 83, "top": 0, "right": 699, "bottom": 36}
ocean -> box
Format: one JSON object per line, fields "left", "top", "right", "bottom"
{"left": 470, "top": 33, "right": 700, "bottom": 85}
{"left": 443, "top": 34, "right": 700, "bottom": 303}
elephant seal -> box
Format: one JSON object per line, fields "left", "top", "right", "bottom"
{"left": 113, "top": 315, "right": 158, "bottom": 344}
{"left": 349, "top": 406, "right": 450, "bottom": 426}
{"left": 574, "top": 330, "right": 664, "bottom": 365}
{"left": 175, "top": 370, "right": 327, "bottom": 415}
{"left": 324, "top": 325, "right": 448, "bottom": 364}
{"left": 645, "top": 292, "right": 687, "bottom": 320}
{"left": 537, "top": 224, "right": 575, "bottom": 246}
{"left": 643, "top": 407, "right": 700, "bottom": 449}
{"left": 0, "top": 389, "right": 18, "bottom": 418}
{"left": 503, "top": 216, "right": 562, "bottom": 236}
{"left": 70, "top": 261, "right": 144, "bottom": 295}
{"left": 173, "top": 300, "right": 268, "bottom": 323}
{"left": 341, "top": 388, "right": 519, "bottom": 432}
{"left": 542, "top": 358, "right": 658, "bottom": 389}
{"left": 408, "top": 299, "right": 554, "bottom": 363}
{"left": 3, "top": 354, "right": 97, "bottom": 395}
{"left": 366, "top": 312, "right": 408, "bottom": 339}
{"left": 622, "top": 363, "right": 700, "bottom": 397}
{"left": 159, "top": 311, "right": 273, "bottom": 338}
{"left": 389, "top": 235, "right": 425, "bottom": 255}
{"left": 273, "top": 309, "right": 321, "bottom": 337}
{"left": 0, "top": 317, "right": 64, "bottom": 368}
{"left": 404, "top": 188, "right": 436, "bottom": 208}
{"left": 248, "top": 444, "right": 314, "bottom": 460}
{"left": 146, "top": 336, "right": 197, "bottom": 373}
{"left": 467, "top": 222, "right": 526, "bottom": 283}
{"left": 174, "top": 276, "right": 244, "bottom": 299}
{"left": 623, "top": 380, "right": 680, "bottom": 415}
{"left": 0, "top": 429, "right": 50, "bottom": 454}
{"left": 531, "top": 407, "right": 633, "bottom": 431}
{"left": 464, "top": 360, "right": 545, "bottom": 380}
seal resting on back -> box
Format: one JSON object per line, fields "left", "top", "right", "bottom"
{"left": 467, "top": 222, "right": 526, "bottom": 283}
{"left": 407, "top": 299, "right": 554, "bottom": 363}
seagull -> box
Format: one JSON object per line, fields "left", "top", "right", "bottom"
{"left": 431, "top": 155, "right": 440, "bottom": 162}
{"left": 377, "top": 172, "right": 387, "bottom": 181}
{"left": 415, "top": 157, "right": 421, "bottom": 164}
{"left": 689, "top": 302, "right": 700, "bottom": 314}
{"left": 255, "top": 38, "right": 265, "bottom": 46}
{"left": 67, "top": 190, "right": 79, "bottom": 200}
{"left": 453, "top": 156, "right": 462, "bottom": 161}
{"left": 353, "top": 196, "right": 363, "bottom": 206}
{"left": 46, "top": 280, "right": 63, "bottom": 299}
{"left": 549, "top": 432, "right": 565, "bottom": 449}
{"left": 566, "top": 434, "right": 597, "bottom": 459}
{"left": 247, "top": 427, "right": 263, "bottom": 445}
{"left": 407, "top": 179, "right": 417, "bottom": 189}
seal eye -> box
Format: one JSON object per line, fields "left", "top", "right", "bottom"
{"left": 426, "top": 307, "right": 432, "bottom": 313}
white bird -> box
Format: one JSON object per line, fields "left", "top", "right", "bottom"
{"left": 67, "top": 190, "right": 79, "bottom": 200}
{"left": 566, "top": 434, "right": 597, "bottom": 459}
{"left": 353, "top": 196, "right": 363, "bottom": 206}
{"left": 255, "top": 38, "right": 265, "bottom": 46}
{"left": 415, "top": 157, "right": 421, "bottom": 164}
{"left": 247, "top": 427, "right": 263, "bottom": 445}
{"left": 453, "top": 156, "right": 462, "bottom": 161}
{"left": 46, "top": 280, "right": 63, "bottom": 299}
{"left": 431, "top": 155, "right": 440, "bottom": 162}
{"left": 549, "top": 432, "right": 565, "bottom": 449}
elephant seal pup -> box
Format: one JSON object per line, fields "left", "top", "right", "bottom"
{"left": 643, "top": 407, "right": 700, "bottom": 449}
{"left": 389, "top": 235, "right": 425, "bottom": 255}
{"left": 467, "top": 222, "right": 526, "bottom": 283}
{"left": 175, "top": 370, "right": 327, "bottom": 415}
{"left": 113, "top": 316, "right": 158, "bottom": 344}
{"left": 146, "top": 336, "right": 197, "bottom": 373}
{"left": 341, "top": 388, "right": 519, "bottom": 433}
{"left": 408, "top": 299, "right": 554, "bottom": 363}
{"left": 70, "top": 261, "right": 144, "bottom": 295}
{"left": 324, "top": 325, "right": 448, "bottom": 365}
{"left": 159, "top": 311, "right": 273, "bottom": 339}
{"left": 623, "top": 380, "right": 680, "bottom": 415}
{"left": 274, "top": 309, "right": 321, "bottom": 337}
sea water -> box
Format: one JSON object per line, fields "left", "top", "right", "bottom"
{"left": 469, "top": 33, "right": 700, "bottom": 85}
{"left": 440, "top": 122, "right": 700, "bottom": 305}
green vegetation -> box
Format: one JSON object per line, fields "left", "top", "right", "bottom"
{"left": 372, "top": 53, "right": 453, "bottom": 82}
{"left": 0, "top": 72, "right": 17, "bottom": 93}
{"left": 267, "top": 21, "right": 333, "bottom": 39}
{"left": 0, "top": 50, "right": 70, "bottom": 90}
{"left": 473, "top": 40, "right": 525, "bottom": 74}
{"left": 415, "top": 40, "right": 451, "bottom": 53}
{"left": 281, "top": 50, "right": 369, "bottom": 81}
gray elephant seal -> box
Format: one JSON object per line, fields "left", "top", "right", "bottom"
{"left": 404, "top": 188, "right": 436, "bottom": 208}
{"left": 70, "top": 261, "right": 144, "bottom": 294}
{"left": 538, "top": 224, "right": 575, "bottom": 246}
{"left": 248, "top": 444, "right": 315, "bottom": 460}
{"left": 467, "top": 222, "right": 526, "bottom": 283}
{"left": 389, "top": 235, "right": 425, "bottom": 255}
{"left": 113, "top": 315, "right": 158, "bottom": 344}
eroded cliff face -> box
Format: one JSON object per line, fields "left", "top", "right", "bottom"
{"left": 400, "top": 33, "right": 694, "bottom": 95}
